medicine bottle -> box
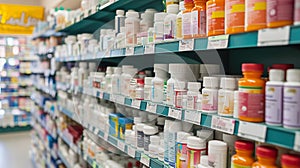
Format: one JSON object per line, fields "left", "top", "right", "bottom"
{"left": 202, "top": 77, "right": 219, "bottom": 113}
{"left": 164, "top": 4, "right": 179, "bottom": 41}
{"left": 192, "top": 0, "right": 207, "bottom": 38}
{"left": 164, "top": 120, "right": 171, "bottom": 163}
{"left": 176, "top": 1, "right": 185, "bottom": 39}
{"left": 174, "top": 81, "right": 187, "bottom": 108}
{"left": 136, "top": 123, "right": 145, "bottom": 151}
{"left": 111, "top": 67, "right": 122, "bottom": 95}
{"left": 149, "top": 135, "right": 161, "bottom": 158}
{"left": 207, "top": 0, "right": 225, "bottom": 36}
{"left": 225, "top": 0, "right": 245, "bottom": 34}
{"left": 135, "top": 79, "right": 145, "bottom": 100}
{"left": 245, "top": 0, "right": 267, "bottom": 31}
{"left": 154, "top": 12, "right": 168, "bottom": 43}
{"left": 218, "top": 78, "right": 236, "bottom": 117}
{"left": 144, "top": 77, "right": 153, "bottom": 101}
{"left": 231, "top": 140, "right": 255, "bottom": 168}
{"left": 125, "top": 10, "right": 140, "bottom": 47}
{"left": 238, "top": 64, "right": 265, "bottom": 122}
{"left": 166, "top": 0, "right": 180, "bottom": 6}
{"left": 115, "top": 10, "right": 125, "bottom": 34}
{"left": 267, "top": 0, "right": 294, "bottom": 28}
{"left": 198, "top": 155, "right": 209, "bottom": 168}
{"left": 148, "top": 27, "right": 155, "bottom": 44}
{"left": 208, "top": 140, "right": 228, "bottom": 168}
{"left": 187, "top": 82, "right": 201, "bottom": 110}
{"left": 105, "top": 67, "right": 113, "bottom": 93}
{"left": 176, "top": 131, "right": 191, "bottom": 168}
{"left": 252, "top": 146, "right": 278, "bottom": 168}
{"left": 143, "top": 125, "right": 158, "bottom": 154}
{"left": 182, "top": 0, "right": 195, "bottom": 39}
{"left": 265, "top": 69, "right": 284, "bottom": 126}
{"left": 168, "top": 120, "right": 183, "bottom": 167}
{"left": 151, "top": 64, "right": 169, "bottom": 103}
{"left": 187, "top": 136, "right": 207, "bottom": 168}
{"left": 283, "top": 69, "right": 300, "bottom": 129}
{"left": 281, "top": 154, "right": 300, "bottom": 168}
{"left": 116, "top": 27, "right": 126, "bottom": 49}
{"left": 295, "top": 0, "right": 300, "bottom": 25}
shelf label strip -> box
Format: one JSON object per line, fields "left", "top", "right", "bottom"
{"left": 238, "top": 121, "right": 267, "bottom": 142}
{"left": 211, "top": 115, "right": 235, "bottom": 134}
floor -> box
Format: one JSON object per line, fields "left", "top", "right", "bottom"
{"left": 0, "top": 131, "right": 32, "bottom": 168}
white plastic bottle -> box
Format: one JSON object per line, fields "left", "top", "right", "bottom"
{"left": 187, "top": 82, "right": 201, "bottom": 110}
{"left": 105, "top": 67, "right": 113, "bottom": 93}
{"left": 111, "top": 67, "right": 122, "bottom": 94}
{"left": 202, "top": 77, "right": 219, "bottom": 113}
{"left": 140, "top": 12, "right": 154, "bottom": 33}
{"left": 151, "top": 64, "right": 169, "bottom": 103}
{"left": 115, "top": 10, "right": 125, "bottom": 34}
{"left": 164, "top": 4, "right": 179, "bottom": 41}
{"left": 164, "top": 120, "right": 171, "bottom": 163}
{"left": 266, "top": 69, "right": 285, "bottom": 126}
{"left": 168, "top": 120, "right": 183, "bottom": 167}
{"left": 154, "top": 12, "right": 168, "bottom": 43}
{"left": 120, "top": 65, "right": 134, "bottom": 96}
{"left": 283, "top": 69, "right": 300, "bottom": 129}
{"left": 208, "top": 140, "right": 228, "bottom": 168}
{"left": 149, "top": 135, "right": 161, "bottom": 158}
{"left": 144, "top": 77, "right": 154, "bottom": 101}
{"left": 135, "top": 78, "right": 145, "bottom": 100}
{"left": 218, "top": 78, "right": 236, "bottom": 117}
{"left": 176, "top": 1, "right": 185, "bottom": 39}
{"left": 116, "top": 27, "right": 126, "bottom": 49}
{"left": 198, "top": 155, "right": 209, "bottom": 168}
{"left": 174, "top": 81, "right": 187, "bottom": 108}
{"left": 78, "top": 62, "right": 88, "bottom": 88}
{"left": 125, "top": 10, "right": 140, "bottom": 47}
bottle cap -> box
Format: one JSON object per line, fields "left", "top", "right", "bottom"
{"left": 242, "top": 63, "right": 264, "bottom": 72}
{"left": 184, "top": 0, "right": 194, "bottom": 3}
{"left": 116, "top": 10, "right": 125, "bottom": 16}
{"left": 136, "top": 123, "right": 145, "bottom": 131}
{"left": 177, "top": 131, "right": 191, "bottom": 143}
{"left": 174, "top": 81, "right": 186, "bottom": 90}
{"left": 179, "top": 1, "right": 185, "bottom": 11}
{"left": 169, "top": 64, "right": 191, "bottom": 74}
{"left": 106, "top": 67, "right": 113, "bottom": 74}
{"left": 126, "top": 11, "right": 139, "bottom": 18}
{"left": 79, "top": 62, "right": 88, "bottom": 68}
{"left": 187, "top": 136, "right": 206, "bottom": 149}
{"left": 208, "top": 140, "right": 227, "bottom": 151}
{"left": 154, "top": 64, "right": 168, "bottom": 72}
{"left": 235, "top": 140, "right": 254, "bottom": 151}
{"left": 281, "top": 154, "right": 300, "bottom": 166}
{"left": 269, "top": 69, "right": 285, "bottom": 82}
{"left": 187, "top": 82, "right": 201, "bottom": 91}
{"left": 167, "top": 4, "right": 179, "bottom": 14}
{"left": 154, "top": 12, "right": 168, "bottom": 22}
{"left": 203, "top": 77, "right": 219, "bottom": 88}
{"left": 143, "top": 125, "right": 158, "bottom": 135}
{"left": 200, "top": 155, "right": 209, "bottom": 166}
{"left": 270, "top": 64, "right": 294, "bottom": 71}
{"left": 256, "top": 146, "right": 278, "bottom": 158}
{"left": 220, "top": 78, "right": 237, "bottom": 89}
{"left": 145, "top": 77, "right": 154, "bottom": 85}
{"left": 113, "top": 67, "right": 122, "bottom": 74}
{"left": 122, "top": 65, "right": 134, "bottom": 73}
{"left": 137, "top": 78, "right": 144, "bottom": 85}
{"left": 287, "top": 69, "right": 300, "bottom": 82}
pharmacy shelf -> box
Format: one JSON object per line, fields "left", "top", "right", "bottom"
{"left": 57, "top": 150, "right": 72, "bottom": 168}
{"left": 84, "top": 154, "right": 103, "bottom": 168}
{"left": 33, "top": 127, "right": 58, "bottom": 160}
{"left": 32, "top": 113, "right": 57, "bottom": 139}
{"left": 58, "top": 0, "right": 164, "bottom": 35}
{"left": 0, "top": 125, "right": 31, "bottom": 133}
{"left": 33, "top": 83, "right": 57, "bottom": 98}
{"left": 57, "top": 130, "right": 82, "bottom": 155}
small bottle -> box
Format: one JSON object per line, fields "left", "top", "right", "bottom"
{"left": 281, "top": 154, "right": 300, "bottom": 168}
{"left": 154, "top": 12, "right": 168, "bottom": 43}
{"left": 182, "top": 0, "right": 195, "bottom": 39}
{"left": 207, "top": 0, "right": 225, "bottom": 36}
{"left": 143, "top": 125, "right": 158, "bottom": 154}
{"left": 187, "top": 136, "right": 207, "bottom": 168}
{"left": 225, "top": 0, "right": 245, "bottom": 34}
{"left": 202, "top": 77, "right": 219, "bottom": 113}
{"left": 120, "top": 65, "right": 134, "bottom": 96}
{"left": 166, "top": 0, "right": 180, "bottom": 6}
{"left": 176, "top": 131, "right": 191, "bottom": 168}
{"left": 218, "top": 78, "right": 236, "bottom": 117}
{"left": 265, "top": 69, "right": 285, "bottom": 126}
{"left": 164, "top": 120, "right": 171, "bottom": 163}
{"left": 295, "top": 0, "right": 300, "bottom": 25}
{"left": 196, "top": 93, "right": 203, "bottom": 111}
{"left": 144, "top": 77, "right": 153, "bottom": 101}
{"left": 267, "top": 0, "right": 294, "bottom": 28}
{"left": 111, "top": 67, "right": 122, "bottom": 95}
{"left": 231, "top": 140, "right": 255, "bottom": 168}
{"left": 239, "top": 64, "right": 265, "bottom": 122}
{"left": 245, "top": 0, "right": 267, "bottom": 32}
{"left": 198, "top": 155, "right": 209, "bottom": 168}
{"left": 136, "top": 123, "right": 145, "bottom": 151}
{"left": 116, "top": 27, "right": 126, "bottom": 49}
{"left": 151, "top": 64, "right": 169, "bottom": 103}
{"left": 176, "top": 1, "right": 185, "bottom": 39}
{"left": 208, "top": 140, "right": 228, "bottom": 168}
{"left": 164, "top": 4, "right": 179, "bottom": 41}
{"left": 135, "top": 78, "right": 145, "bottom": 100}
{"left": 149, "top": 135, "right": 161, "bottom": 158}
{"left": 174, "top": 81, "right": 187, "bottom": 108}
{"left": 192, "top": 0, "right": 207, "bottom": 38}
{"left": 105, "top": 67, "right": 113, "bottom": 92}
{"left": 187, "top": 82, "right": 201, "bottom": 110}
{"left": 125, "top": 10, "right": 140, "bottom": 47}
{"left": 115, "top": 10, "right": 125, "bottom": 34}
{"left": 182, "top": 95, "right": 188, "bottom": 109}
{"left": 252, "top": 146, "right": 278, "bottom": 168}
{"left": 283, "top": 69, "right": 300, "bottom": 129}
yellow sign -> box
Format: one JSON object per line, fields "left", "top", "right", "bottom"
{"left": 0, "top": 4, "right": 44, "bottom": 35}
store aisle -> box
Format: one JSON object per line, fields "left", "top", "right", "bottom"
{"left": 0, "top": 131, "right": 32, "bottom": 168}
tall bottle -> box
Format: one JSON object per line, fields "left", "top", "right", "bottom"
{"left": 192, "top": 0, "right": 207, "bottom": 38}
{"left": 231, "top": 140, "right": 255, "bottom": 168}
{"left": 151, "top": 64, "right": 169, "bottom": 103}
{"left": 125, "top": 10, "right": 140, "bottom": 47}
{"left": 164, "top": 4, "right": 180, "bottom": 41}
{"left": 182, "top": 0, "right": 195, "bottom": 39}
{"left": 225, "top": 0, "right": 245, "bottom": 34}
{"left": 207, "top": 0, "right": 225, "bottom": 36}
{"left": 245, "top": 0, "right": 267, "bottom": 31}
{"left": 115, "top": 10, "right": 125, "bottom": 34}
{"left": 111, "top": 67, "right": 122, "bottom": 94}
{"left": 176, "top": 1, "right": 185, "bottom": 39}
{"left": 267, "top": 0, "right": 294, "bottom": 28}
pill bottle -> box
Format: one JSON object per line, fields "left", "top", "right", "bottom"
{"left": 143, "top": 125, "right": 158, "bottom": 154}
{"left": 154, "top": 12, "right": 168, "bottom": 43}
{"left": 295, "top": 0, "right": 300, "bottom": 25}
{"left": 218, "top": 78, "right": 236, "bottom": 117}
{"left": 136, "top": 123, "right": 145, "bottom": 151}
{"left": 135, "top": 78, "right": 145, "bottom": 100}
{"left": 207, "top": 0, "right": 225, "bottom": 36}
{"left": 125, "top": 10, "right": 140, "bottom": 47}
{"left": 225, "top": 0, "right": 245, "bottom": 34}
{"left": 151, "top": 64, "right": 169, "bottom": 103}
{"left": 283, "top": 69, "right": 300, "bottom": 129}
{"left": 144, "top": 77, "right": 153, "bottom": 101}
{"left": 202, "top": 77, "right": 219, "bottom": 113}
{"left": 164, "top": 120, "right": 171, "bottom": 163}
{"left": 265, "top": 69, "right": 284, "bottom": 126}
{"left": 252, "top": 146, "right": 278, "bottom": 168}
{"left": 174, "top": 81, "right": 188, "bottom": 108}
{"left": 115, "top": 10, "right": 125, "bottom": 34}
{"left": 208, "top": 140, "right": 228, "bottom": 168}
{"left": 187, "top": 82, "right": 201, "bottom": 110}
{"left": 148, "top": 27, "right": 155, "bottom": 44}
{"left": 176, "top": 1, "right": 185, "bottom": 39}
{"left": 267, "top": 0, "right": 294, "bottom": 28}
{"left": 111, "top": 67, "right": 122, "bottom": 95}
{"left": 192, "top": 0, "right": 207, "bottom": 38}
{"left": 120, "top": 65, "right": 135, "bottom": 97}
{"left": 176, "top": 131, "right": 191, "bottom": 168}
{"left": 245, "top": 0, "right": 267, "bottom": 31}
{"left": 187, "top": 136, "right": 207, "bottom": 168}
{"left": 281, "top": 154, "right": 300, "bottom": 168}
{"left": 198, "top": 155, "right": 209, "bottom": 168}
{"left": 149, "top": 135, "right": 161, "bottom": 158}
{"left": 269, "top": 64, "right": 294, "bottom": 80}
{"left": 182, "top": 0, "right": 195, "bottom": 39}
{"left": 231, "top": 140, "right": 255, "bottom": 168}
{"left": 196, "top": 93, "right": 203, "bottom": 111}
{"left": 164, "top": 4, "right": 179, "bottom": 41}
{"left": 238, "top": 63, "right": 265, "bottom": 122}
{"left": 168, "top": 120, "right": 183, "bottom": 167}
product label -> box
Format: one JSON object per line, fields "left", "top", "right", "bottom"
{"left": 187, "top": 95, "right": 198, "bottom": 110}
{"left": 144, "top": 134, "right": 151, "bottom": 151}
{"left": 267, "top": 0, "right": 293, "bottom": 23}
{"left": 226, "top": 0, "right": 245, "bottom": 29}
{"left": 238, "top": 87, "right": 264, "bottom": 119}
{"left": 152, "top": 81, "right": 164, "bottom": 102}
{"left": 154, "top": 23, "right": 164, "bottom": 42}
{"left": 144, "top": 87, "right": 151, "bottom": 100}
{"left": 176, "top": 17, "right": 183, "bottom": 39}
{"left": 231, "top": 163, "right": 251, "bottom": 168}
{"left": 295, "top": 0, "right": 300, "bottom": 24}
{"left": 185, "top": 110, "right": 202, "bottom": 124}
{"left": 135, "top": 89, "right": 144, "bottom": 100}
{"left": 265, "top": 84, "right": 283, "bottom": 125}
{"left": 182, "top": 13, "right": 192, "bottom": 36}
{"left": 164, "top": 18, "right": 176, "bottom": 39}
{"left": 208, "top": 151, "right": 227, "bottom": 168}
{"left": 246, "top": 0, "right": 266, "bottom": 27}
{"left": 115, "top": 16, "right": 125, "bottom": 33}
{"left": 176, "top": 143, "right": 188, "bottom": 168}
{"left": 175, "top": 90, "right": 187, "bottom": 108}
{"left": 187, "top": 149, "right": 206, "bottom": 168}
{"left": 202, "top": 89, "right": 218, "bottom": 112}
{"left": 192, "top": 10, "right": 206, "bottom": 36}
{"left": 168, "top": 132, "right": 177, "bottom": 167}
{"left": 218, "top": 90, "right": 234, "bottom": 116}
{"left": 137, "top": 130, "right": 144, "bottom": 148}
{"left": 192, "top": 10, "right": 199, "bottom": 35}
{"left": 207, "top": 5, "right": 225, "bottom": 34}
{"left": 125, "top": 20, "right": 139, "bottom": 45}
{"left": 283, "top": 86, "right": 300, "bottom": 128}
{"left": 166, "top": 83, "right": 175, "bottom": 105}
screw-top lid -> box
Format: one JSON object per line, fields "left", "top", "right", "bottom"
{"left": 242, "top": 63, "right": 264, "bottom": 72}
{"left": 154, "top": 12, "right": 168, "bottom": 22}
{"left": 116, "top": 10, "right": 125, "bottom": 16}
{"left": 200, "top": 155, "right": 209, "bottom": 166}
{"left": 256, "top": 146, "right": 278, "bottom": 158}
{"left": 200, "top": 64, "right": 220, "bottom": 74}
{"left": 137, "top": 78, "right": 144, "bottom": 85}
{"left": 113, "top": 67, "right": 122, "bottom": 74}
{"left": 150, "top": 135, "right": 160, "bottom": 145}
{"left": 179, "top": 1, "right": 185, "bottom": 11}
{"left": 143, "top": 125, "right": 158, "bottom": 135}
{"left": 136, "top": 123, "right": 145, "bottom": 131}
{"left": 269, "top": 69, "right": 285, "bottom": 82}
{"left": 208, "top": 140, "right": 227, "bottom": 151}
{"left": 203, "top": 77, "right": 219, "bottom": 88}
{"left": 145, "top": 77, "right": 154, "bottom": 85}
{"left": 126, "top": 10, "right": 139, "bottom": 18}
{"left": 188, "top": 82, "right": 201, "bottom": 91}
{"left": 174, "top": 81, "right": 187, "bottom": 90}
{"left": 220, "top": 78, "right": 237, "bottom": 90}
{"left": 154, "top": 64, "right": 168, "bottom": 72}
{"left": 177, "top": 131, "right": 191, "bottom": 143}
{"left": 122, "top": 65, "right": 134, "bottom": 73}
{"left": 184, "top": 0, "right": 194, "bottom": 3}
{"left": 287, "top": 69, "right": 300, "bottom": 82}
{"left": 157, "top": 116, "right": 166, "bottom": 125}
{"left": 281, "top": 154, "right": 300, "bottom": 166}
{"left": 235, "top": 140, "right": 254, "bottom": 151}
{"left": 106, "top": 67, "right": 113, "bottom": 74}
{"left": 167, "top": 4, "right": 179, "bottom": 14}
{"left": 89, "top": 39, "right": 98, "bottom": 44}
{"left": 270, "top": 64, "right": 294, "bottom": 72}
{"left": 187, "top": 136, "right": 206, "bottom": 149}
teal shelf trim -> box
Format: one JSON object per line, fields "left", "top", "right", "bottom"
{"left": 134, "top": 46, "right": 144, "bottom": 55}
{"left": 290, "top": 25, "right": 300, "bottom": 44}
{"left": 0, "top": 125, "right": 31, "bottom": 133}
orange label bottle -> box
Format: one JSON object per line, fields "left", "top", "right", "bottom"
{"left": 225, "top": 0, "right": 245, "bottom": 34}
{"left": 231, "top": 140, "right": 255, "bottom": 168}
{"left": 281, "top": 154, "right": 300, "bottom": 168}
{"left": 238, "top": 64, "right": 265, "bottom": 123}
{"left": 183, "top": 0, "right": 195, "bottom": 39}
{"left": 191, "top": 0, "right": 207, "bottom": 38}
{"left": 267, "top": 0, "right": 294, "bottom": 28}
{"left": 207, "top": 0, "right": 225, "bottom": 36}
{"left": 252, "top": 146, "right": 278, "bottom": 168}
{"left": 245, "top": 0, "right": 267, "bottom": 32}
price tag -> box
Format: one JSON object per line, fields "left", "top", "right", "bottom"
{"left": 238, "top": 121, "right": 267, "bottom": 142}
{"left": 144, "top": 44, "right": 155, "bottom": 54}
{"left": 116, "top": 95, "right": 125, "bottom": 105}
{"left": 184, "top": 110, "right": 201, "bottom": 124}
{"left": 132, "top": 100, "right": 141, "bottom": 109}
{"left": 179, "top": 39, "right": 194, "bottom": 51}
{"left": 127, "top": 146, "right": 136, "bottom": 158}
{"left": 146, "top": 102, "right": 157, "bottom": 113}
{"left": 211, "top": 116, "right": 236, "bottom": 134}
{"left": 258, "top": 26, "right": 290, "bottom": 46}
{"left": 126, "top": 47, "right": 135, "bottom": 56}
{"left": 168, "top": 108, "right": 182, "bottom": 120}
{"left": 294, "top": 132, "right": 300, "bottom": 152}
{"left": 117, "top": 141, "right": 126, "bottom": 151}
{"left": 207, "top": 35, "right": 229, "bottom": 49}
{"left": 140, "top": 153, "right": 150, "bottom": 167}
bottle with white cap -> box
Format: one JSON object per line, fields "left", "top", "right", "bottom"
{"left": 168, "top": 120, "right": 183, "bottom": 167}
{"left": 202, "top": 77, "right": 219, "bottom": 113}
{"left": 115, "top": 10, "right": 125, "bottom": 34}
{"left": 125, "top": 10, "right": 140, "bottom": 47}
{"left": 151, "top": 64, "right": 169, "bottom": 103}
{"left": 78, "top": 62, "right": 88, "bottom": 87}
{"left": 111, "top": 67, "right": 122, "bottom": 94}
{"left": 176, "top": 131, "right": 191, "bottom": 168}
{"left": 164, "top": 119, "right": 171, "bottom": 163}
{"left": 208, "top": 140, "right": 228, "bottom": 168}
{"left": 284, "top": 69, "right": 300, "bottom": 129}
{"left": 144, "top": 77, "right": 154, "bottom": 101}
{"left": 143, "top": 125, "right": 158, "bottom": 154}
{"left": 104, "top": 67, "right": 113, "bottom": 93}
{"left": 187, "top": 82, "right": 201, "bottom": 110}
{"left": 187, "top": 136, "right": 207, "bottom": 168}
{"left": 198, "top": 155, "right": 209, "bottom": 168}
{"left": 164, "top": 4, "right": 179, "bottom": 41}
{"left": 120, "top": 65, "right": 135, "bottom": 96}
{"left": 149, "top": 135, "right": 161, "bottom": 158}
{"left": 116, "top": 27, "right": 126, "bottom": 49}
{"left": 218, "top": 78, "right": 237, "bottom": 117}
{"left": 266, "top": 69, "right": 285, "bottom": 126}
{"left": 176, "top": 1, "right": 185, "bottom": 39}
{"left": 174, "top": 81, "right": 187, "bottom": 108}
{"left": 154, "top": 12, "right": 168, "bottom": 43}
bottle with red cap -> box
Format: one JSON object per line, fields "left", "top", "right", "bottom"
{"left": 231, "top": 140, "right": 255, "bottom": 168}
{"left": 238, "top": 63, "right": 266, "bottom": 122}
{"left": 281, "top": 154, "right": 300, "bottom": 168}
{"left": 252, "top": 146, "right": 278, "bottom": 168}
{"left": 268, "top": 64, "right": 294, "bottom": 80}
{"left": 135, "top": 78, "right": 145, "bottom": 100}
